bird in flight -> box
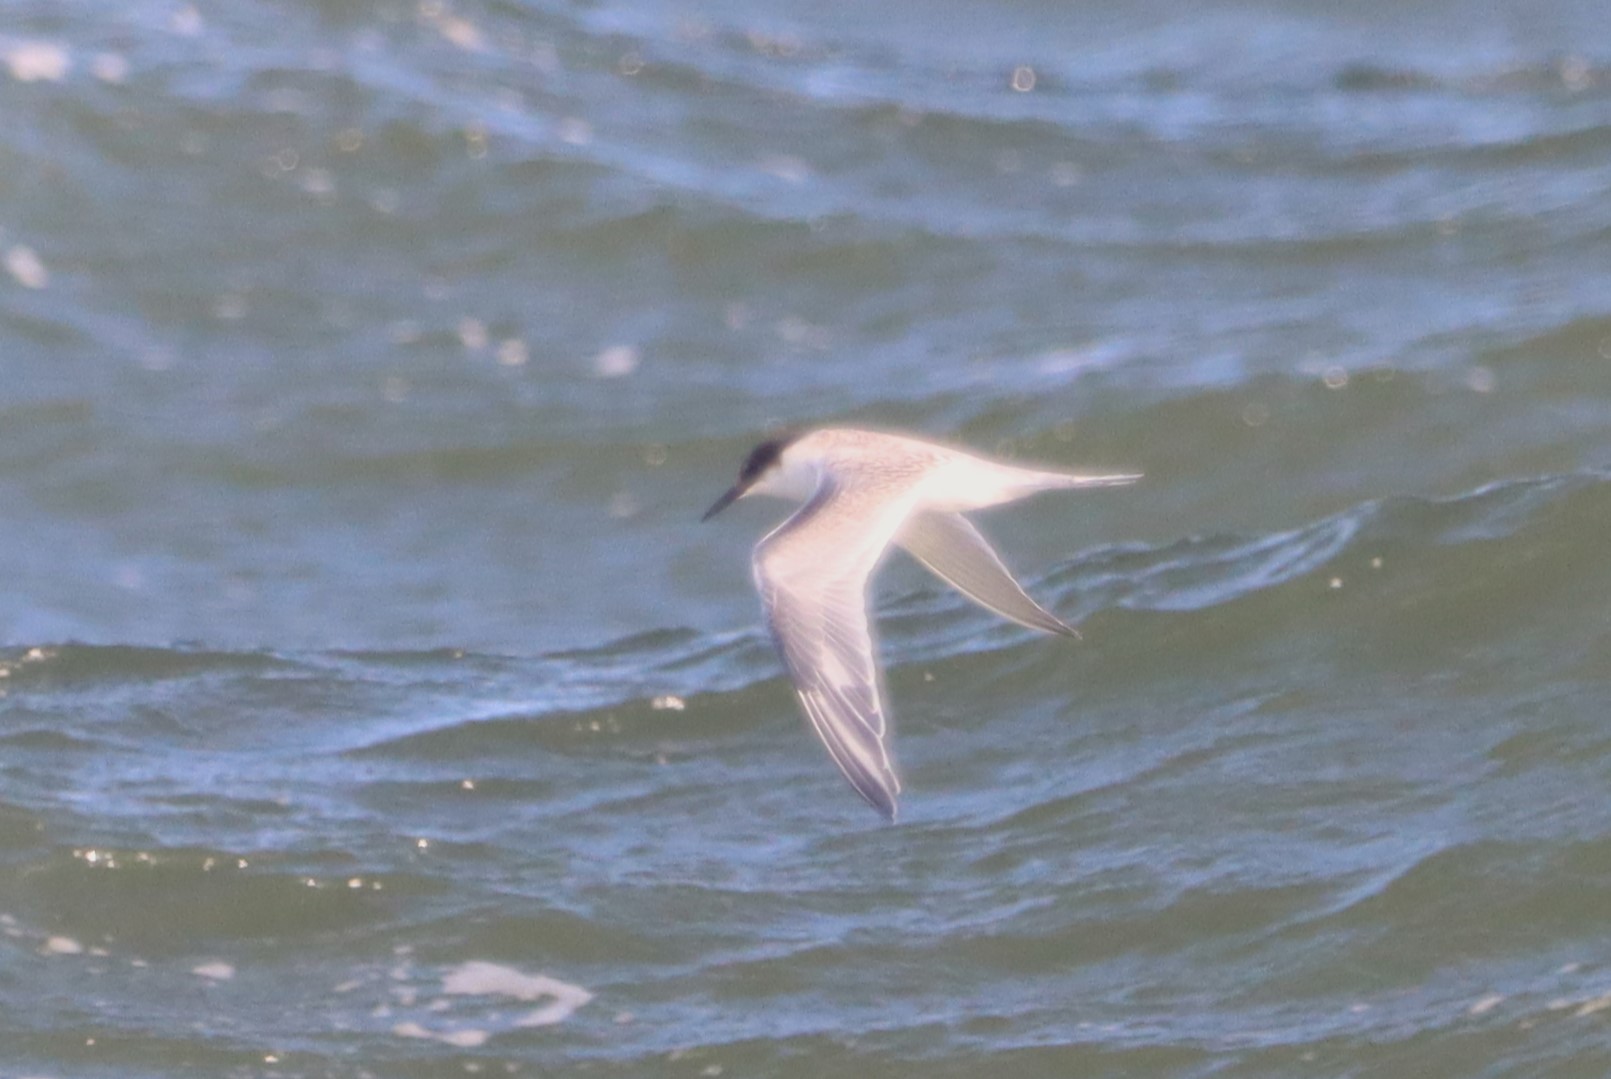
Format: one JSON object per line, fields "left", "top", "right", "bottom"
{"left": 702, "top": 427, "right": 1139, "bottom": 820}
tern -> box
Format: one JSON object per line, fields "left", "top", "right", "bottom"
{"left": 702, "top": 427, "right": 1139, "bottom": 820}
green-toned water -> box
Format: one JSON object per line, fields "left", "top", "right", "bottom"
{"left": 3, "top": 1, "right": 1611, "bottom": 1075}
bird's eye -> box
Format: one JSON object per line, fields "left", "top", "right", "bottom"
{"left": 741, "top": 438, "right": 786, "bottom": 482}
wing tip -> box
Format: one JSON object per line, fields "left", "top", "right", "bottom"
{"left": 852, "top": 764, "right": 901, "bottom": 821}
{"left": 1015, "top": 606, "right": 1081, "bottom": 639}
{"left": 861, "top": 785, "right": 900, "bottom": 822}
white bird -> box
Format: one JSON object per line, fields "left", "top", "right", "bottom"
{"left": 702, "top": 427, "right": 1139, "bottom": 820}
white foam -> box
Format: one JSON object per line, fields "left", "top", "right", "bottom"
{"left": 3, "top": 40, "right": 70, "bottom": 83}
{"left": 1575, "top": 991, "right": 1611, "bottom": 1018}
{"left": 592, "top": 344, "right": 639, "bottom": 378}
{"left": 388, "top": 960, "right": 592, "bottom": 1046}
{"left": 442, "top": 960, "right": 593, "bottom": 1028}
{"left": 5, "top": 245, "right": 49, "bottom": 289}
{"left": 394, "top": 1020, "right": 488, "bottom": 1047}
{"left": 91, "top": 52, "right": 128, "bottom": 83}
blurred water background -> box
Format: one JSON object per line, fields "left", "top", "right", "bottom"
{"left": 3, "top": 0, "right": 1611, "bottom": 1075}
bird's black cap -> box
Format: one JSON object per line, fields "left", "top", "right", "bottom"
{"left": 701, "top": 434, "right": 796, "bottom": 521}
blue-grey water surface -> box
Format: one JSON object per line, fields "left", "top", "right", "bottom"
{"left": 3, "top": 1, "right": 1611, "bottom": 1076}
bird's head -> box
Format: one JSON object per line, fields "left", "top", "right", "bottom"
{"left": 701, "top": 434, "right": 803, "bottom": 520}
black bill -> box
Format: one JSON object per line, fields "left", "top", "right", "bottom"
{"left": 701, "top": 484, "right": 744, "bottom": 521}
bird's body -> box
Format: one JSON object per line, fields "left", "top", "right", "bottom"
{"left": 703, "top": 427, "right": 1139, "bottom": 820}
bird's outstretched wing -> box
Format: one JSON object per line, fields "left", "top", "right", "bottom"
{"left": 897, "top": 511, "right": 1077, "bottom": 637}
{"left": 753, "top": 479, "right": 922, "bottom": 819}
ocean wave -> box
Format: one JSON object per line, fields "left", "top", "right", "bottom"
{"left": 7, "top": 466, "right": 1601, "bottom": 762}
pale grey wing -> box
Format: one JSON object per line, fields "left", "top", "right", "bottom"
{"left": 753, "top": 481, "right": 920, "bottom": 820}
{"left": 898, "top": 512, "right": 1077, "bottom": 638}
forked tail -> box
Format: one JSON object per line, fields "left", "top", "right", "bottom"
{"left": 1029, "top": 469, "right": 1143, "bottom": 492}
